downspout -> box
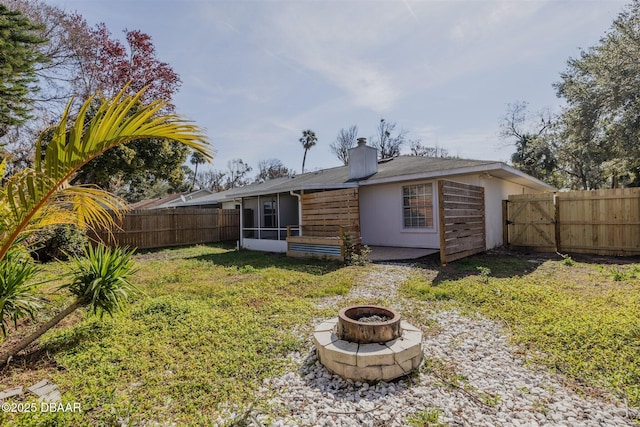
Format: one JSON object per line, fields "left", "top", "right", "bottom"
{"left": 234, "top": 198, "right": 242, "bottom": 250}
{"left": 290, "top": 190, "right": 302, "bottom": 236}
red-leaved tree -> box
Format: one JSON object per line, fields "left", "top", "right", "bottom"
{"left": 87, "top": 25, "right": 180, "bottom": 111}
{"left": 1, "top": 0, "right": 193, "bottom": 202}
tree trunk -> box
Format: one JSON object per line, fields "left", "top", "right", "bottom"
{"left": 302, "top": 149, "right": 308, "bottom": 174}
{"left": 192, "top": 163, "right": 199, "bottom": 189}
{"left": 0, "top": 299, "right": 84, "bottom": 365}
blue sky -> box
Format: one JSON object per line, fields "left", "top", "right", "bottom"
{"left": 49, "top": 0, "right": 627, "bottom": 175}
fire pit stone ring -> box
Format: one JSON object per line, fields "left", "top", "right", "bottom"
{"left": 313, "top": 305, "right": 423, "bottom": 382}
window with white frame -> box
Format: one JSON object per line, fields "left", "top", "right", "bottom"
{"left": 402, "top": 184, "right": 433, "bottom": 228}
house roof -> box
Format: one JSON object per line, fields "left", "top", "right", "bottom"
{"left": 221, "top": 156, "right": 554, "bottom": 198}
{"left": 166, "top": 155, "right": 555, "bottom": 207}
{"left": 128, "top": 193, "right": 186, "bottom": 209}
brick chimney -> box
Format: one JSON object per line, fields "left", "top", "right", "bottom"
{"left": 348, "top": 138, "right": 378, "bottom": 180}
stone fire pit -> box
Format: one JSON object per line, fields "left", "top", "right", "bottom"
{"left": 313, "top": 305, "right": 423, "bottom": 382}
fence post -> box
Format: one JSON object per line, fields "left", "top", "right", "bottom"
{"left": 554, "top": 193, "right": 561, "bottom": 253}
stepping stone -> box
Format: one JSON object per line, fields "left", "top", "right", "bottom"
{"left": 0, "top": 386, "right": 23, "bottom": 400}
{"left": 27, "top": 379, "right": 61, "bottom": 403}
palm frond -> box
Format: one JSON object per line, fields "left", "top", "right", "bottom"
{"left": 0, "top": 247, "right": 42, "bottom": 336}
{"left": 60, "top": 185, "right": 127, "bottom": 230}
{"left": 0, "top": 86, "right": 213, "bottom": 262}
{"left": 63, "top": 245, "right": 138, "bottom": 318}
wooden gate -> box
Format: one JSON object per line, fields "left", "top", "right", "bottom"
{"left": 504, "top": 194, "right": 556, "bottom": 252}
{"left": 438, "top": 180, "right": 486, "bottom": 264}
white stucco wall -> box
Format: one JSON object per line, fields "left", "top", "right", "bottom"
{"left": 359, "top": 174, "right": 541, "bottom": 250}
{"left": 359, "top": 181, "right": 440, "bottom": 248}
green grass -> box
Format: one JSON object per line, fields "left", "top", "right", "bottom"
{"left": 408, "top": 408, "right": 447, "bottom": 427}
{"left": 0, "top": 245, "right": 361, "bottom": 426}
{"left": 1, "top": 246, "right": 639, "bottom": 425}
{"left": 403, "top": 254, "right": 640, "bottom": 407}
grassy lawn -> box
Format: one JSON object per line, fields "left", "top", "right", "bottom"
{"left": 0, "top": 244, "right": 363, "bottom": 426}
{"left": 0, "top": 245, "right": 638, "bottom": 425}
{"left": 403, "top": 251, "right": 640, "bottom": 408}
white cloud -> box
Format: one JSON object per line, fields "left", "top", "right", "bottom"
{"left": 450, "top": 2, "right": 545, "bottom": 43}
{"left": 248, "top": 2, "right": 415, "bottom": 113}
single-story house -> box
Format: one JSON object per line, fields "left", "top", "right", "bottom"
{"left": 171, "top": 139, "right": 555, "bottom": 263}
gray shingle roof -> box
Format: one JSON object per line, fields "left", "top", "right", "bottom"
{"left": 224, "top": 156, "right": 505, "bottom": 197}
{"left": 167, "top": 155, "right": 554, "bottom": 206}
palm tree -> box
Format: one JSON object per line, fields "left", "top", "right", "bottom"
{"left": 0, "top": 86, "right": 212, "bottom": 349}
{"left": 299, "top": 129, "right": 317, "bottom": 173}
{"left": 190, "top": 151, "right": 207, "bottom": 189}
{"left": 0, "top": 85, "right": 212, "bottom": 263}
{"left": 0, "top": 245, "right": 137, "bottom": 364}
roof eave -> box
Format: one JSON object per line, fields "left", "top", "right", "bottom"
{"left": 234, "top": 182, "right": 357, "bottom": 198}
{"left": 359, "top": 162, "right": 505, "bottom": 186}
{"left": 360, "top": 162, "right": 556, "bottom": 192}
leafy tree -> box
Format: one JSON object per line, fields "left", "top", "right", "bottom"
{"left": 69, "top": 25, "right": 186, "bottom": 200}
{"left": 372, "top": 119, "right": 406, "bottom": 159}
{"left": 299, "top": 129, "right": 317, "bottom": 173}
{"left": 330, "top": 125, "right": 358, "bottom": 165}
{"left": 409, "top": 140, "right": 450, "bottom": 158}
{"left": 3, "top": 1, "right": 180, "bottom": 109}
{"left": 84, "top": 26, "right": 180, "bottom": 108}
{"left": 554, "top": 1, "right": 640, "bottom": 188}
{"left": 500, "top": 102, "right": 560, "bottom": 186}
{"left": 225, "top": 159, "right": 252, "bottom": 188}
{"left": 71, "top": 130, "right": 193, "bottom": 202}
{"left": 255, "top": 158, "right": 292, "bottom": 181}
{"left": 0, "top": 4, "right": 47, "bottom": 137}
{"left": 2, "top": 1, "right": 188, "bottom": 200}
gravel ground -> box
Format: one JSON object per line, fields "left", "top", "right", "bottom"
{"left": 218, "top": 264, "right": 639, "bottom": 427}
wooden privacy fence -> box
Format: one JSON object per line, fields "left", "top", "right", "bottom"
{"left": 438, "top": 180, "right": 486, "bottom": 265}
{"left": 505, "top": 188, "right": 640, "bottom": 256}
{"left": 299, "top": 188, "right": 360, "bottom": 238}
{"left": 94, "top": 208, "right": 240, "bottom": 250}
{"left": 286, "top": 188, "right": 360, "bottom": 261}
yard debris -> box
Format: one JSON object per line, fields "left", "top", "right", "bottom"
{"left": 27, "top": 379, "right": 61, "bottom": 402}
{"left": 0, "top": 386, "right": 23, "bottom": 400}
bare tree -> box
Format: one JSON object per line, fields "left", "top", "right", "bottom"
{"left": 196, "top": 169, "right": 226, "bottom": 191}
{"left": 226, "top": 159, "right": 252, "bottom": 188}
{"left": 371, "top": 119, "right": 406, "bottom": 159}
{"left": 330, "top": 125, "right": 358, "bottom": 165}
{"left": 409, "top": 140, "right": 450, "bottom": 157}
{"left": 255, "top": 158, "right": 292, "bottom": 182}
{"left": 500, "top": 101, "right": 559, "bottom": 185}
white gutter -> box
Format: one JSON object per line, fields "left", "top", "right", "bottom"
{"left": 290, "top": 190, "right": 302, "bottom": 236}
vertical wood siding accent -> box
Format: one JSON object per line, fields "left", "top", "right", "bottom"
{"left": 438, "top": 180, "right": 486, "bottom": 265}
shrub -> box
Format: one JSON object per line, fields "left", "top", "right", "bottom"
{"left": 28, "top": 224, "right": 88, "bottom": 262}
